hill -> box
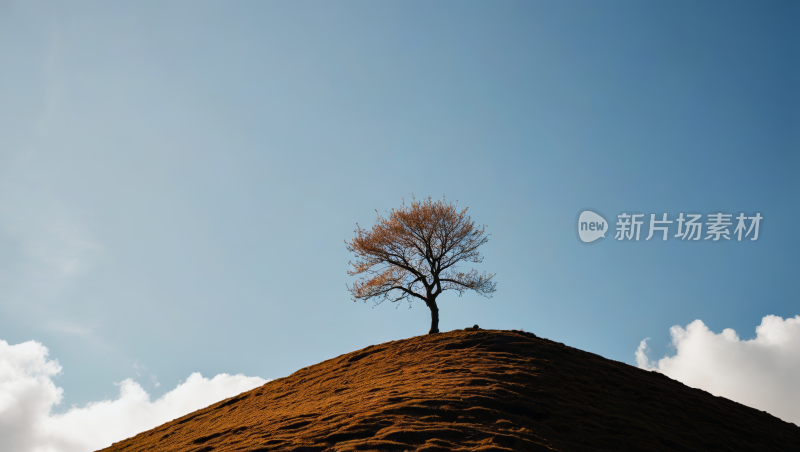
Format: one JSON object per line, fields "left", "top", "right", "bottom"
{"left": 99, "top": 328, "right": 800, "bottom": 451}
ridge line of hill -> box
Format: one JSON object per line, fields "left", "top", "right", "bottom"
{"left": 100, "top": 328, "right": 800, "bottom": 452}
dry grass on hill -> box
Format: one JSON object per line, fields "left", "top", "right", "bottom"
{"left": 99, "top": 329, "right": 800, "bottom": 452}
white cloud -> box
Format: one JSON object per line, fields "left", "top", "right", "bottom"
{"left": 0, "top": 340, "right": 63, "bottom": 452}
{"left": 0, "top": 339, "right": 268, "bottom": 452}
{"left": 637, "top": 315, "right": 800, "bottom": 426}
{"left": 132, "top": 360, "right": 146, "bottom": 377}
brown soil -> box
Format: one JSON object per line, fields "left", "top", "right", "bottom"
{"left": 99, "top": 329, "right": 800, "bottom": 452}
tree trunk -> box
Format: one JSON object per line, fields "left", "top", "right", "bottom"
{"left": 427, "top": 299, "right": 440, "bottom": 334}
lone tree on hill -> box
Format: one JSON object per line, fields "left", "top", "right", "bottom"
{"left": 346, "top": 197, "right": 496, "bottom": 334}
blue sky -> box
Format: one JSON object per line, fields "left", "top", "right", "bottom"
{"left": 1, "top": 0, "right": 798, "bottom": 419}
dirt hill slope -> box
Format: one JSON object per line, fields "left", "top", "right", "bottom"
{"left": 99, "top": 329, "right": 800, "bottom": 452}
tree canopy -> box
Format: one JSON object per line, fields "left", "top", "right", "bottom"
{"left": 346, "top": 196, "right": 496, "bottom": 334}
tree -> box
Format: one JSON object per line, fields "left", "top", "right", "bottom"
{"left": 346, "top": 197, "right": 496, "bottom": 334}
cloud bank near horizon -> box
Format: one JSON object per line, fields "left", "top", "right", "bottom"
{"left": 636, "top": 315, "right": 800, "bottom": 426}
{"left": 0, "top": 339, "right": 268, "bottom": 452}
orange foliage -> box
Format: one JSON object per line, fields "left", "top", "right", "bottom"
{"left": 346, "top": 197, "right": 496, "bottom": 333}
